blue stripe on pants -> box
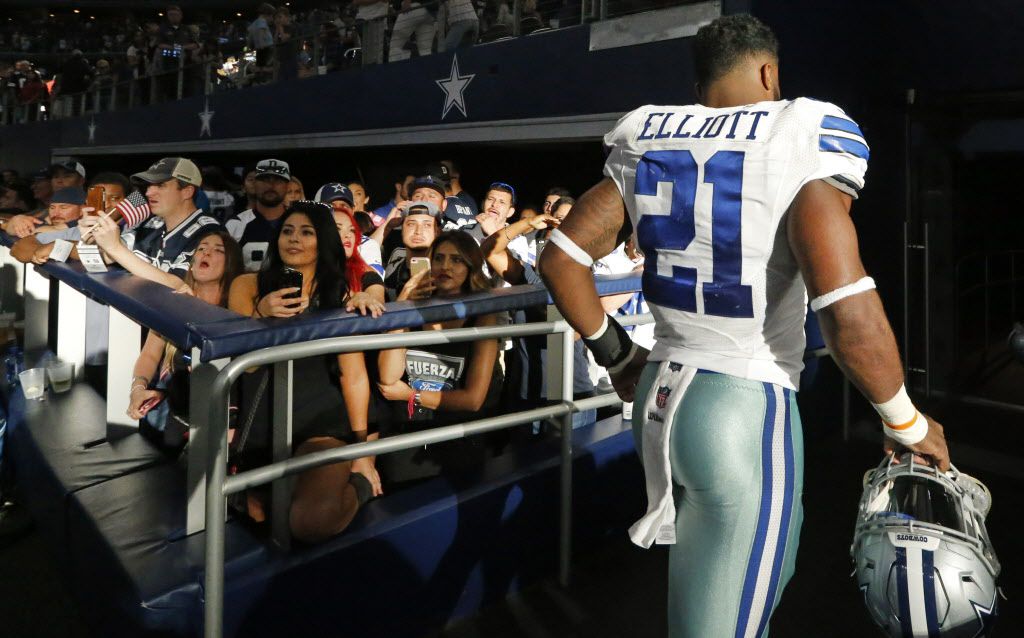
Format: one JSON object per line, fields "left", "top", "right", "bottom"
{"left": 752, "top": 388, "right": 796, "bottom": 638}
{"left": 734, "top": 383, "right": 780, "bottom": 638}
{"left": 635, "top": 366, "right": 804, "bottom": 638}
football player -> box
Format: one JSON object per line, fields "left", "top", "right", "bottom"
{"left": 538, "top": 13, "right": 950, "bottom": 638}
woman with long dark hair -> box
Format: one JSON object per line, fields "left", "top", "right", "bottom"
{"left": 228, "top": 201, "right": 382, "bottom": 542}
{"left": 129, "top": 229, "right": 244, "bottom": 449}
{"left": 376, "top": 230, "right": 504, "bottom": 485}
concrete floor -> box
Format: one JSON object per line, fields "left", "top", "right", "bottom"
{"left": 1, "top": 400, "right": 1019, "bottom": 638}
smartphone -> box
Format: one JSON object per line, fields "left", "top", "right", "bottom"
{"left": 86, "top": 185, "right": 106, "bottom": 213}
{"left": 280, "top": 267, "right": 303, "bottom": 299}
{"left": 410, "top": 257, "right": 430, "bottom": 279}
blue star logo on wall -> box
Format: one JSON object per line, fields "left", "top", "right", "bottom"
{"left": 435, "top": 54, "right": 474, "bottom": 120}
{"left": 198, "top": 98, "right": 215, "bottom": 137}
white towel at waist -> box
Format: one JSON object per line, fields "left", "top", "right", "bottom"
{"left": 628, "top": 361, "right": 697, "bottom": 548}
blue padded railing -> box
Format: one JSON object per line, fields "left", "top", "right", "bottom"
{"left": 2, "top": 228, "right": 642, "bottom": 362}
{"left": 189, "top": 271, "right": 643, "bottom": 361}
{"left": 1, "top": 231, "right": 238, "bottom": 352}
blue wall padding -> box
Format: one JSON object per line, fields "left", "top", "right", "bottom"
{"left": 6, "top": 384, "right": 171, "bottom": 565}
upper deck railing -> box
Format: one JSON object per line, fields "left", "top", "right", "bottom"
{"left": 0, "top": 0, "right": 715, "bottom": 126}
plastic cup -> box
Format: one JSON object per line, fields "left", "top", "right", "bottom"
{"left": 19, "top": 368, "right": 46, "bottom": 400}
{"left": 47, "top": 359, "right": 75, "bottom": 393}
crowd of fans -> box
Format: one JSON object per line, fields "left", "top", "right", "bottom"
{"left": 0, "top": 153, "right": 648, "bottom": 543}
{"left": 1, "top": 0, "right": 591, "bottom": 117}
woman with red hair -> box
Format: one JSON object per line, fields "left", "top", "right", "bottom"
{"left": 333, "top": 206, "right": 386, "bottom": 314}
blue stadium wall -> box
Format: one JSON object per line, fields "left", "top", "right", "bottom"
{"left": 3, "top": 0, "right": 1023, "bottom": 169}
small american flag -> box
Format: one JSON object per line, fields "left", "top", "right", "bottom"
{"left": 115, "top": 190, "right": 150, "bottom": 228}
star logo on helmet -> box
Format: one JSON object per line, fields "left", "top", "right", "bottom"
{"left": 970, "top": 591, "right": 999, "bottom": 638}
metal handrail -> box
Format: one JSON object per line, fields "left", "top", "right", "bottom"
{"left": 201, "top": 311, "right": 652, "bottom": 638}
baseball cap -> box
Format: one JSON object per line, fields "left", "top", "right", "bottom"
{"left": 50, "top": 187, "right": 87, "bottom": 205}
{"left": 31, "top": 168, "right": 51, "bottom": 182}
{"left": 409, "top": 175, "right": 447, "bottom": 200}
{"left": 255, "top": 158, "right": 291, "bottom": 181}
{"left": 131, "top": 157, "right": 202, "bottom": 186}
{"left": 50, "top": 158, "right": 86, "bottom": 179}
{"left": 314, "top": 182, "right": 354, "bottom": 206}
{"left": 402, "top": 200, "right": 443, "bottom": 224}
{"left": 424, "top": 162, "right": 451, "bottom": 184}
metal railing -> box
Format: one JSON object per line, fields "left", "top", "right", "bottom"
{"left": 0, "top": 233, "right": 650, "bottom": 636}
{"left": 198, "top": 312, "right": 651, "bottom": 638}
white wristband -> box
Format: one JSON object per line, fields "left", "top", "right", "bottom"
{"left": 883, "top": 410, "right": 928, "bottom": 446}
{"left": 872, "top": 384, "right": 927, "bottom": 445}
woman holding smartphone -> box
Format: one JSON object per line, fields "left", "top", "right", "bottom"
{"left": 376, "top": 231, "right": 504, "bottom": 485}
{"left": 228, "top": 201, "right": 383, "bottom": 543}
{"left": 128, "top": 229, "right": 243, "bottom": 449}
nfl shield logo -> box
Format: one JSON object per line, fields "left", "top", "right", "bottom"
{"left": 655, "top": 386, "right": 671, "bottom": 409}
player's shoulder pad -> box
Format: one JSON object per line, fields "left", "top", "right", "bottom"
{"left": 795, "top": 97, "right": 870, "bottom": 163}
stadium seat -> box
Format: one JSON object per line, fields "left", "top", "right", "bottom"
{"left": 520, "top": 17, "right": 544, "bottom": 35}
{"left": 479, "top": 24, "right": 512, "bottom": 43}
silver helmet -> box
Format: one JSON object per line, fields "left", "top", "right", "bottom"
{"left": 851, "top": 454, "right": 1001, "bottom": 637}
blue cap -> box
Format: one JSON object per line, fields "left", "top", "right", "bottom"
{"left": 314, "top": 182, "right": 354, "bottom": 206}
{"left": 50, "top": 187, "right": 86, "bottom": 205}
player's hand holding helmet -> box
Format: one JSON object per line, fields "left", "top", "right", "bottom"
{"left": 883, "top": 412, "right": 951, "bottom": 472}
{"left": 852, "top": 453, "right": 1001, "bottom": 637}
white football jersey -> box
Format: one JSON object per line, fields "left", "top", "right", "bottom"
{"left": 603, "top": 98, "right": 869, "bottom": 389}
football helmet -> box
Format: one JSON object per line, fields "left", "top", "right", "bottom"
{"left": 851, "top": 454, "right": 1001, "bottom": 637}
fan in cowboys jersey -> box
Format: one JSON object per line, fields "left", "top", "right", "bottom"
{"left": 225, "top": 158, "right": 291, "bottom": 271}
{"left": 538, "top": 14, "right": 950, "bottom": 638}
{"left": 81, "top": 158, "right": 220, "bottom": 289}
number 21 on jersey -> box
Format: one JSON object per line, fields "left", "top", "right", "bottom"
{"left": 635, "top": 150, "right": 754, "bottom": 319}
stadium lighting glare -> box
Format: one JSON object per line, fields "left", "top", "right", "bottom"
{"left": 73, "top": 8, "right": 80, "bottom": 13}
{"left": 236, "top": 12, "right": 242, "bottom": 17}
{"left": 159, "top": 12, "right": 164, "bottom": 17}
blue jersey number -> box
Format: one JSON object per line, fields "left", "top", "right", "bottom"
{"left": 635, "top": 150, "right": 753, "bottom": 318}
